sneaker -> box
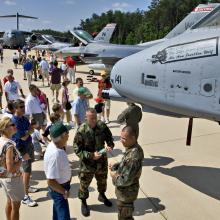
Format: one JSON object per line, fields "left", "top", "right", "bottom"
{"left": 98, "top": 193, "right": 112, "bottom": 207}
{"left": 22, "top": 196, "right": 38, "bottom": 207}
{"left": 81, "top": 200, "right": 90, "bottom": 217}
{"left": 28, "top": 186, "right": 39, "bottom": 193}
{"left": 106, "top": 119, "right": 110, "bottom": 124}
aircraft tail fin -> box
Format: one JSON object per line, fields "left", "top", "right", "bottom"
{"left": 165, "top": 3, "right": 220, "bottom": 39}
{"left": 94, "top": 23, "right": 116, "bottom": 42}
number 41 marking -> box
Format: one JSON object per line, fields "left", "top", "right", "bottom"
{"left": 115, "top": 75, "right": 122, "bottom": 84}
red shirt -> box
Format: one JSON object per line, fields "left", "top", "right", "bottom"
{"left": 98, "top": 78, "right": 112, "bottom": 96}
{"left": 3, "top": 76, "right": 14, "bottom": 85}
{"left": 66, "top": 57, "right": 76, "bottom": 68}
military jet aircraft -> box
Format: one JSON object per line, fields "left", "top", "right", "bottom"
{"left": 55, "top": 4, "right": 218, "bottom": 75}
{"left": 34, "top": 23, "right": 117, "bottom": 53}
{"left": 104, "top": 4, "right": 220, "bottom": 145}
{"left": 54, "top": 23, "right": 117, "bottom": 58}
{"left": 0, "top": 12, "right": 57, "bottom": 48}
{"left": 0, "top": 29, "right": 56, "bottom": 48}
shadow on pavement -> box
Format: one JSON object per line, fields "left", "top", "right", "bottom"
{"left": 70, "top": 183, "right": 95, "bottom": 199}
{"left": 32, "top": 170, "right": 46, "bottom": 181}
{"left": 153, "top": 165, "right": 220, "bottom": 201}
{"left": 143, "top": 155, "right": 175, "bottom": 167}
{"left": 134, "top": 197, "right": 165, "bottom": 215}
{"left": 35, "top": 192, "right": 50, "bottom": 203}
{"left": 89, "top": 197, "right": 165, "bottom": 215}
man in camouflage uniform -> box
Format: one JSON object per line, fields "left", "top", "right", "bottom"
{"left": 73, "top": 108, "right": 114, "bottom": 217}
{"left": 117, "top": 103, "right": 142, "bottom": 138}
{"left": 110, "top": 126, "right": 144, "bottom": 220}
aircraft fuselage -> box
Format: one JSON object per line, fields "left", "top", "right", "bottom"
{"left": 111, "top": 27, "right": 220, "bottom": 122}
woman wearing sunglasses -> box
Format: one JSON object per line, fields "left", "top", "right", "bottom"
{"left": 0, "top": 117, "right": 24, "bottom": 220}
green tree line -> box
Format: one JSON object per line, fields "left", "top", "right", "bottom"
{"left": 32, "top": 0, "right": 220, "bottom": 45}
{"left": 80, "top": 0, "right": 220, "bottom": 44}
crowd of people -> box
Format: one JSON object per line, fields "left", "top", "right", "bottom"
{"left": 0, "top": 47, "right": 144, "bottom": 220}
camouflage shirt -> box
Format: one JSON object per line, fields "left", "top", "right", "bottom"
{"left": 117, "top": 104, "right": 142, "bottom": 128}
{"left": 112, "top": 143, "right": 144, "bottom": 202}
{"left": 73, "top": 121, "right": 114, "bottom": 172}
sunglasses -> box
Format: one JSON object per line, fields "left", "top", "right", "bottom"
{"left": 7, "top": 123, "right": 16, "bottom": 127}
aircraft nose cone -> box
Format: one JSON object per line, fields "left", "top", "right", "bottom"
{"left": 110, "top": 59, "right": 124, "bottom": 88}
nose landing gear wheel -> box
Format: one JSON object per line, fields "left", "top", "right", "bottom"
{"left": 89, "top": 70, "right": 95, "bottom": 75}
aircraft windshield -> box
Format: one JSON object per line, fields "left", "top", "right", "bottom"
{"left": 74, "top": 30, "right": 94, "bottom": 42}
{"left": 195, "top": 9, "right": 220, "bottom": 29}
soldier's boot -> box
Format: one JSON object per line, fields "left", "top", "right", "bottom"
{"left": 81, "top": 199, "right": 90, "bottom": 217}
{"left": 98, "top": 193, "right": 112, "bottom": 207}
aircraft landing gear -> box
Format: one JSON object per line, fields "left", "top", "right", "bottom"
{"left": 89, "top": 70, "right": 95, "bottom": 75}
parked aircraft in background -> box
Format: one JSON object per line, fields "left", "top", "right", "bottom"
{"left": 104, "top": 4, "right": 220, "bottom": 145}
{"left": 34, "top": 23, "right": 117, "bottom": 53}
{"left": 55, "top": 4, "right": 218, "bottom": 75}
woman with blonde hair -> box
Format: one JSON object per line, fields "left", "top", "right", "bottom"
{"left": 0, "top": 117, "right": 24, "bottom": 220}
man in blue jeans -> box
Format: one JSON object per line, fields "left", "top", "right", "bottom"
{"left": 12, "top": 99, "right": 38, "bottom": 207}
{"left": 44, "top": 122, "right": 72, "bottom": 220}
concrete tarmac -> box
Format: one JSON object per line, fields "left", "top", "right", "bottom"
{"left": 0, "top": 49, "right": 220, "bottom": 220}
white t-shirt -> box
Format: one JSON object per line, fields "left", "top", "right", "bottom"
{"left": 4, "top": 80, "right": 21, "bottom": 101}
{"left": 40, "top": 60, "right": 49, "bottom": 71}
{"left": 61, "top": 63, "right": 67, "bottom": 71}
{"left": 44, "top": 142, "right": 71, "bottom": 184}
{"left": 12, "top": 54, "right": 19, "bottom": 60}
{"left": 25, "top": 94, "right": 43, "bottom": 115}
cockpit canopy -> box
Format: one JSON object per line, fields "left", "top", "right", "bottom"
{"left": 193, "top": 7, "right": 220, "bottom": 29}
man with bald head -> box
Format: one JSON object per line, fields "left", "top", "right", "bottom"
{"left": 73, "top": 108, "right": 114, "bottom": 217}
{"left": 110, "top": 126, "right": 144, "bottom": 220}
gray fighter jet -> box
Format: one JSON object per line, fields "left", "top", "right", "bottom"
{"left": 55, "top": 4, "right": 218, "bottom": 74}
{"left": 104, "top": 4, "right": 220, "bottom": 145}
{"left": 34, "top": 23, "right": 117, "bottom": 53}
{"left": 54, "top": 23, "right": 117, "bottom": 58}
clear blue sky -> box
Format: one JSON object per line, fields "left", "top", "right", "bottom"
{"left": 0, "top": 0, "right": 151, "bottom": 31}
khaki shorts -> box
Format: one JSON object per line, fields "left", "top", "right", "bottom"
{"left": 0, "top": 176, "right": 24, "bottom": 201}
{"left": 104, "top": 99, "right": 111, "bottom": 110}
{"left": 50, "top": 84, "right": 61, "bottom": 91}
{"left": 32, "top": 112, "right": 45, "bottom": 127}
{"left": 42, "top": 70, "right": 49, "bottom": 78}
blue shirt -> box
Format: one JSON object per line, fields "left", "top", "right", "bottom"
{"left": 12, "top": 115, "right": 32, "bottom": 156}
{"left": 23, "top": 61, "right": 33, "bottom": 71}
{"left": 72, "top": 97, "right": 88, "bottom": 124}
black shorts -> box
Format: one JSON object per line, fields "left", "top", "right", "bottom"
{"left": 13, "top": 59, "right": 18, "bottom": 64}
{"left": 22, "top": 142, "right": 35, "bottom": 173}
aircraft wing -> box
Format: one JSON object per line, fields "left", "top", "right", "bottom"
{"left": 0, "top": 14, "right": 37, "bottom": 19}
{"left": 17, "top": 15, "right": 38, "bottom": 19}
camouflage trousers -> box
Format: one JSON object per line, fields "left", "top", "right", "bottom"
{"left": 117, "top": 200, "right": 134, "bottom": 220}
{"left": 78, "top": 163, "right": 108, "bottom": 200}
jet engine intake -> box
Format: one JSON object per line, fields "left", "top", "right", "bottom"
{"left": 30, "top": 34, "right": 37, "bottom": 41}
